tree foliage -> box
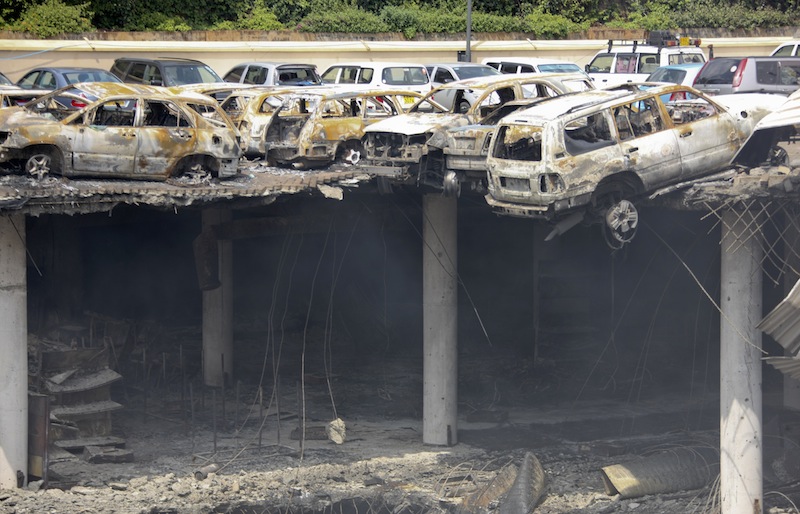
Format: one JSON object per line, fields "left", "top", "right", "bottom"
{"left": 11, "top": 0, "right": 93, "bottom": 38}
{"left": 0, "top": 0, "right": 797, "bottom": 36}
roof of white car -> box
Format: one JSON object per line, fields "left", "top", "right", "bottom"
{"left": 323, "top": 61, "right": 427, "bottom": 69}
{"left": 481, "top": 57, "right": 579, "bottom": 65}
{"left": 499, "top": 85, "right": 671, "bottom": 122}
{"left": 434, "top": 72, "right": 590, "bottom": 91}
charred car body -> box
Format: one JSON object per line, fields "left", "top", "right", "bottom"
{"left": 484, "top": 84, "right": 786, "bottom": 245}
{"left": 0, "top": 83, "right": 241, "bottom": 181}
{"left": 359, "top": 73, "right": 594, "bottom": 194}
{"left": 221, "top": 87, "right": 423, "bottom": 168}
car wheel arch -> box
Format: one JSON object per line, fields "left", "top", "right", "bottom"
{"left": 173, "top": 154, "right": 219, "bottom": 178}
{"left": 23, "top": 145, "right": 64, "bottom": 179}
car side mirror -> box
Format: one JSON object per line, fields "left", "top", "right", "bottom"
{"left": 150, "top": 78, "right": 163, "bottom": 86}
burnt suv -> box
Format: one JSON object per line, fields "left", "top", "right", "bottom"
{"left": 110, "top": 57, "right": 223, "bottom": 87}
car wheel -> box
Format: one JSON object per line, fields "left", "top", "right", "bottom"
{"left": 603, "top": 198, "right": 639, "bottom": 248}
{"left": 457, "top": 100, "right": 470, "bottom": 114}
{"left": 768, "top": 145, "right": 789, "bottom": 167}
{"left": 25, "top": 149, "right": 60, "bottom": 180}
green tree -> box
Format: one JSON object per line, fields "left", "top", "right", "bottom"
{"left": 11, "top": 0, "right": 94, "bottom": 38}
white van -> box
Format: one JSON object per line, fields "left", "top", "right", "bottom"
{"left": 482, "top": 57, "right": 585, "bottom": 75}
{"left": 320, "top": 61, "right": 431, "bottom": 97}
{"left": 586, "top": 32, "right": 707, "bottom": 87}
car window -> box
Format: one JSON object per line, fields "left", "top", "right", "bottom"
{"left": 143, "top": 100, "right": 186, "bottom": 127}
{"left": 615, "top": 97, "right": 664, "bottom": 140}
{"left": 245, "top": 66, "right": 267, "bottom": 84}
{"left": 492, "top": 124, "right": 543, "bottom": 161}
{"left": 588, "top": 54, "right": 614, "bottom": 73}
{"left": 694, "top": 58, "right": 741, "bottom": 85}
{"left": 669, "top": 53, "right": 705, "bottom": 65}
{"left": 499, "top": 63, "right": 518, "bottom": 73}
{"left": 564, "top": 112, "right": 614, "bottom": 155}
{"left": 434, "top": 68, "right": 455, "bottom": 83}
{"left": 339, "top": 67, "right": 359, "bottom": 83}
{"left": 186, "top": 102, "right": 227, "bottom": 128}
{"left": 615, "top": 54, "right": 638, "bottom": 73}
{"left": 224, "top": 66, "right": 245, "bottom": 83}
{"left": 773, "top": 45, "right": 797, "bottom": 57}
{"left": 665, "top": 95, "right": 718, "bottom": 125}
{"left": 125, "top": 63, "right": 148, "bottom": 84}
{"left": 538, "top": 63, "right": 581, "bottom": 73}
{"left": 110, "top": 60, "right": 129, "bottom": 78}
{"left": 780, "top": 62, "right": 800, "bottom": 85}
{"left": 649, "top": 67, "right": 687, "bottom": 83}
{"left": 321, "top": 67, "right": 341, "bottom": 83}
{"left": 638, "top": 54, "right": 659, "bottom": 74}
{"left": 755, "top": 61, "right": 779, "bottom": 85}
{"left": 519, "top": 65, "right": 535, "bottom": 72}
{"left": 92, "top": 99, "right": 136, "bottom": 127}
{"left": 358, "top": 68, "right": 374, "bottom": 84}
{"left": 17, "top": 72, "right": 40, "bottom": 89}
{"left": 381, "top": 67, "right": 427, "bottom": 85}
{"left": 452, "top": 65, "right": 499, "bottom": 79}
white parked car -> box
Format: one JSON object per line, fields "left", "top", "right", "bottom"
{"left": 320, "top": 61, "right": 431, "bottom": 100}
{"left": 771, "top": 41, "right": 800, "bottom": 57}
{"left": 482, "top": 57, "right": 586, "bottom": 75}
{"left": 586, "top": 32, "right": 706, "bottom": 87}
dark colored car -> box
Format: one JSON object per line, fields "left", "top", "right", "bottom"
{"left": 110, "top": 57, "right": 223, "bottom": 87}
{"left": 16, "top": 67, "right": 121, "bottom": 90}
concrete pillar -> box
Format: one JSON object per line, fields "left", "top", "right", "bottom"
{"left": 720, "top": 208, "right": 763, "bottom": 514}
{"left": 202, "top": 208, "right": 233, "bottom": 388}
{"left": 0, "top": 214, "right": 28, "bottom": 488}
{"left": 422, "top": 194, "right": 458, "bottom": 446}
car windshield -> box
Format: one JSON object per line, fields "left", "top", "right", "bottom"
{"left": 0, "top": 72, "right": 12, "bottom": 86}
{"left": 163, "top": 64, "right": 223, "bottom": 85}
{"left": 452, "top": 66, "right": 500, "bottom": 79}
{"left": 538, "top": 63, "right": 582, "bottom": 73}
{"left": 694, "top": 59, "right": 740, "bottom": 85}
{"left": 64, "top": 70, "right": 121, "bottom": 84}
{"left": 276, "top": 67, "right": 321, "bottom": 85}
{"left": 648, "top": 67, "right": 687, "bottom": 83}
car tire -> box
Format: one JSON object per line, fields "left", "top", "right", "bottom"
{"left": 25, "top": 148, "right": 60, "bottom": 180}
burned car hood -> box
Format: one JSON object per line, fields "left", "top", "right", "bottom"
{"left": 0, "top": 106, "right": 60, "bottom": 127}
{"left": 363, "top": 113, "right": 467, "bottom": 136}
{"left": 733, "top": 93, "right": 800, "bottom": 167}
{"left": 710, "top": 93, "right": 787, "bottom": 123}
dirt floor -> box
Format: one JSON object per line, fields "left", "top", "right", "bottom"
{"left": 4, "top": 350, "right": 800, "bottom": 514}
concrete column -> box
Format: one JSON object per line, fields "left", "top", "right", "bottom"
{"left": 720, "top": 208, "right": 763, "bottom": 514}
{"left": 0, "top": 214, "right": 28, "bottom": 488}
{"left": 422, "top": 194, "right": 458, "bottom": 446}
{"left": 202, "top": 209, "right": 233, "bottom": 388}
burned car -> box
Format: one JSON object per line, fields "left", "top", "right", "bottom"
{"left": 0, "top": 83, "right": 241, "bottom": 181}
{"left": 220, "top": 87, "right": 424, "bottom": 168}
{"left": 484, "top": 84, "right": 786, "bottom": 246}
{"left": 359, "top": 73, "right": 594, "bottom": 194}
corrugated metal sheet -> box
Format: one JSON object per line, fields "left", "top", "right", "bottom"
{"left": 758, "top": 278, "right": 800, "bottom": 355}
{"left": 765, "top": 356, "right": 800, "bottom": 381}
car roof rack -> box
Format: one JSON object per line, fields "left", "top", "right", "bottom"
{"left": 606, "top": 31, "right": 702, "bottom": 53}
